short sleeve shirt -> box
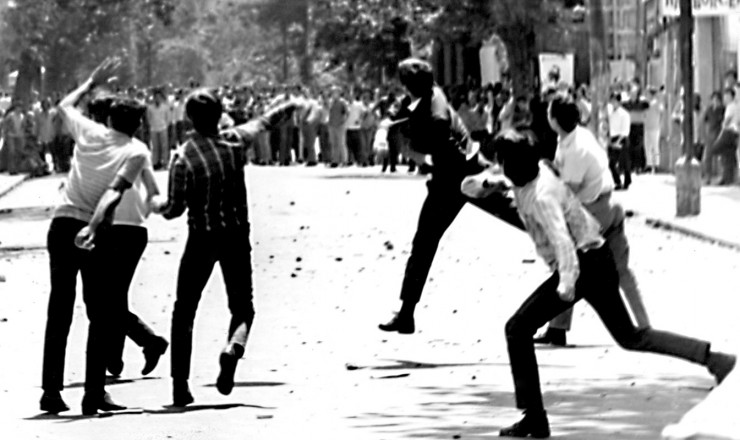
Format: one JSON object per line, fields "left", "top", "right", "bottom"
{"left": 554, "top": 126, "right": 614, "bottom": 205}
{"left": 55, "top": 106, "right": 149, "bottom": 222}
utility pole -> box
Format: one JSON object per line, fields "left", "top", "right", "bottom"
{"left": 587, "top": 0, "right": 611, "bottom": 145}
{"left": 675, "top": 0, "right": 700, "bottom": 216}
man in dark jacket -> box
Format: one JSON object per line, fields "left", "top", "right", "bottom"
{"left": 379, "top": 58, "right": 525, "bottom": 334}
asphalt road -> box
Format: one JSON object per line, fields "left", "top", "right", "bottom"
{"left": 1, "top": 166, "right": 738, "bottom": 439}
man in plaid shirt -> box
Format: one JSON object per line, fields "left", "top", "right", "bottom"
{"left": 153, "top": 89, "right": 304, "bottom": 406}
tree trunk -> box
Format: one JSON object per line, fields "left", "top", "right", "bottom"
{"left": 281, "top": 21, "right": 289, "bottom": 83}
{"left": 498, "top": 23, "right": 536, "bottom": 96}
{"left": 299, "top": 0, "right": 312, "bottom": 84}
{"left": 12, "top": 48, "right": 42, "bottom": 104}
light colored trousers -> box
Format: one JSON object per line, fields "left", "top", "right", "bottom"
{"left": 150, "top": 130, "right": 169, "bottom": 168}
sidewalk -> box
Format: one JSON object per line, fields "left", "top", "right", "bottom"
{"left": 0, "top": 172, "right": 30, "bottom": 200}
{"left": 613, "top": 173, "right": 740, "bottom": 250}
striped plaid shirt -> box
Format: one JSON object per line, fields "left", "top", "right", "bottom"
{"left": 160, "top": 102, "right": 297, "bottom": 231}
{"left": 513, "top": 162, "right": 604, "bottom": 294}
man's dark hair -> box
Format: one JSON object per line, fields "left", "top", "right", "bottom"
{"left": 185, "top": 88, "right": 223, "bottom": 136}
{"left": 398, "top": 58, "right": 434, "bottom": 98}
{"left": 493, "top": 129, "right": 541, "bottom": 187}
{"left": 548, "top": 94, "right": 580, "bottom": 133}
{"left": 108, "top": 97, "right": 146, "bottom": 137}
{"left": 88, "top": 96, "right": 114, "bottom": 124}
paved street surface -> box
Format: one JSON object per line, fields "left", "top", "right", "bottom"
{"left": 1, "top": 166, "right": 739, "bottom": 440}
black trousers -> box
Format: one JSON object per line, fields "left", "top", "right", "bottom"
{"left": 505, "top": 246, "right": 710, "bottom": 411}
{"left": 608, "top": 141, "right": 632, "bottom": 187}
{"left": 170, "top": 226, "right": 255, "bottom": 380}
{"left": 399, "top": 155, "right": 525, "bottom": 305}
{"left": 107, "top": 226, "right": 160, "bottom": 368}
{"left": 42, "top": 218, "right": 154, "bottom": 395}
{"left": 628, "top": 124, "right": 646, "bottom": 171}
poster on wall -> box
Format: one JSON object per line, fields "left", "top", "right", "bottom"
{"left": 538, "top": 53, "right": 574, "bottom": 92}
{"left": 479, "top": 45, "right": 501, "bottom": 86}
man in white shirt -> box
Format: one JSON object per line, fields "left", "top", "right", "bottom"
{"left": 40, "top": 57, "right": 151, "bottom": 416}
{"left": 492, "top": 129, "right": 736, "bottom": 438}
{"left": 147, "top": 89, "right": 171, "bottom": 170}
{"left": 607, "top": 93, "right": 632, "bottom": 190}
{"left": 345, "top": 94, "right": 367, "bottom": 166}
{"left": 533, "top": 95, "right": 650, "bottom": 346}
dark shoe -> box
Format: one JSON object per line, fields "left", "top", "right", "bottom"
{"left": 81, "top": 392, "right": 126, "bottom": 415}
{"left": 499, "top": 410, "right": 550, "bottom": 438}
{"left": 107, "top": 359, "right": 124, "bottom": 377}
{"left": 172, "top": 380, "right": 195, "bottom": 407}
{"left": 40, "top": 391, "right": 70, "bottom": 414}
{"left": 306, "top": 161, "right": 318, "bottom": 167}
{"left": 216, "top": 343, "right": 244, "bottom": 395}
{"left": 707, "top": 352, "right": 737, "bottom": 384}
{"left": 142, "top": 336, "right": 169, "bottom": 375}
{"left": 533, "top": 328, "right": 566, "bottom": 347}
{"left": 378, "top": 313, "right": 415, "bottom": 334}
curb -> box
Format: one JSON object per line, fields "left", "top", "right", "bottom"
{"left": 629, "top": 210, "right": 740, "bottom": 252}
{"left": 0, "top": 174, "right": 31, "bottom": 200}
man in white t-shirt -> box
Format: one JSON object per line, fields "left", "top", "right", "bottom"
{"left": 346, "top": 94, "right": 368, "bottom": 165}
{"left": 40, "top": 58, "right": 152, "bottom": 416}
{"left": 147, "top": 89, "right": 171, "bottom": 170}
{"left": 531, "top": 95, "right": 650, "bottom": 346}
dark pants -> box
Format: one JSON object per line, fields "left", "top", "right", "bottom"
{"left": 505, "top": 246, "right": 710, "bottom": 411}
{"left": 629, "top": 124, "right": 645, "bottom": 171}
{"left": 608, "top": 140, "right": 632, "bottom": 187}
{"left": 347, "top": 129, "right": 365, "bottom": 165}
{"left": 708, "top": 129, "right": 738, "bottom": 184}
{"left": 42, "top": 219, "right": 153, "bottom": 396}
{"left": 171, "top": 226, "right": 255, "bottom": 381}
{"left": 301, "top": 123, "right": 319, "bottom": 163}
{"left": 318, "top": 124, "right": 331, "bottom": 163}
{"left": 399, "top": 156, "right": 525, "bottom": 305}
{"left": 107, "top": 226, "right": 160, "bottom": 368}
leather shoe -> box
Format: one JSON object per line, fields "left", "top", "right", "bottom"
{"left": 107, "top": 359, "right": 124, "bottom": 377}
{"left": 499, "top": 410, "right": 551, "bottom": 438}
{"left": 378, "top": 313, "right": 415, "bottom": 334}
{"left": 40, "top": 391, "right": 70, "bottom": 414}
{"left": 216, "top": 343, "right": 244, "bottom": 395}
{"left": 172, "top": 380, "right": 195, "bottom": 407}
{"left": 142, "top": 336, "right": 169, "bottom": 375}
{"left": 533, "top": 328, "right": 566, "bottom": 347}
{"left": 81, "top": 392, "right": 126, "bottom": 415}
{"left": 707, "top": 351, "right": 737, "bottom": 384}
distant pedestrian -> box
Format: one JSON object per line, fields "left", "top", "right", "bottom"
{"left": 147, "top": 89, "right": 171, "bottom": 170}
{"left": 607, "top": 93, "right": 632, "bottom": 190}
{"left": 707, "top": 88, "right": 740, "bottom": 185}
{"left": 327, "top": 87, "right": 349, "bottom": 167}
{"left": 702, "top": 91, "right": 725, "bottom": 183}
{"left": 644, "top": 87, "right": 664, "bottom": 172}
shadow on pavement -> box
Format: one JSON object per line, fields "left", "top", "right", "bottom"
{"left": 321, "top": 173, "right": 421, "bottom": 180}
{"left": 24, "top": 403, "right": 273, "bottom": 422}
{"left": 203, "top": 381, "right": 285, "bottom": 388}
{"left": 149, "top": 403, "right": 270, "bottom": 414}
{"left": 346, "top": 359, "right": 572, "bottom": 371}
{"left": 350, "top": 375, "right": 709, "bottom": 439}
{"left": 64, "top": 375, "right": 159, "bottom": 389}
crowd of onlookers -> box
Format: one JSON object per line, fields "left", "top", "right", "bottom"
{"left": 3, "top": 70, "right": 740, "bottom": 188}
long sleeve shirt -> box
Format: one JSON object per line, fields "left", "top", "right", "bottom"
{"left": 513, "top": 163, "right": 604, "bottom": 294}
{"left": 159, "top": 102, "right": 297, "bottom": 231}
